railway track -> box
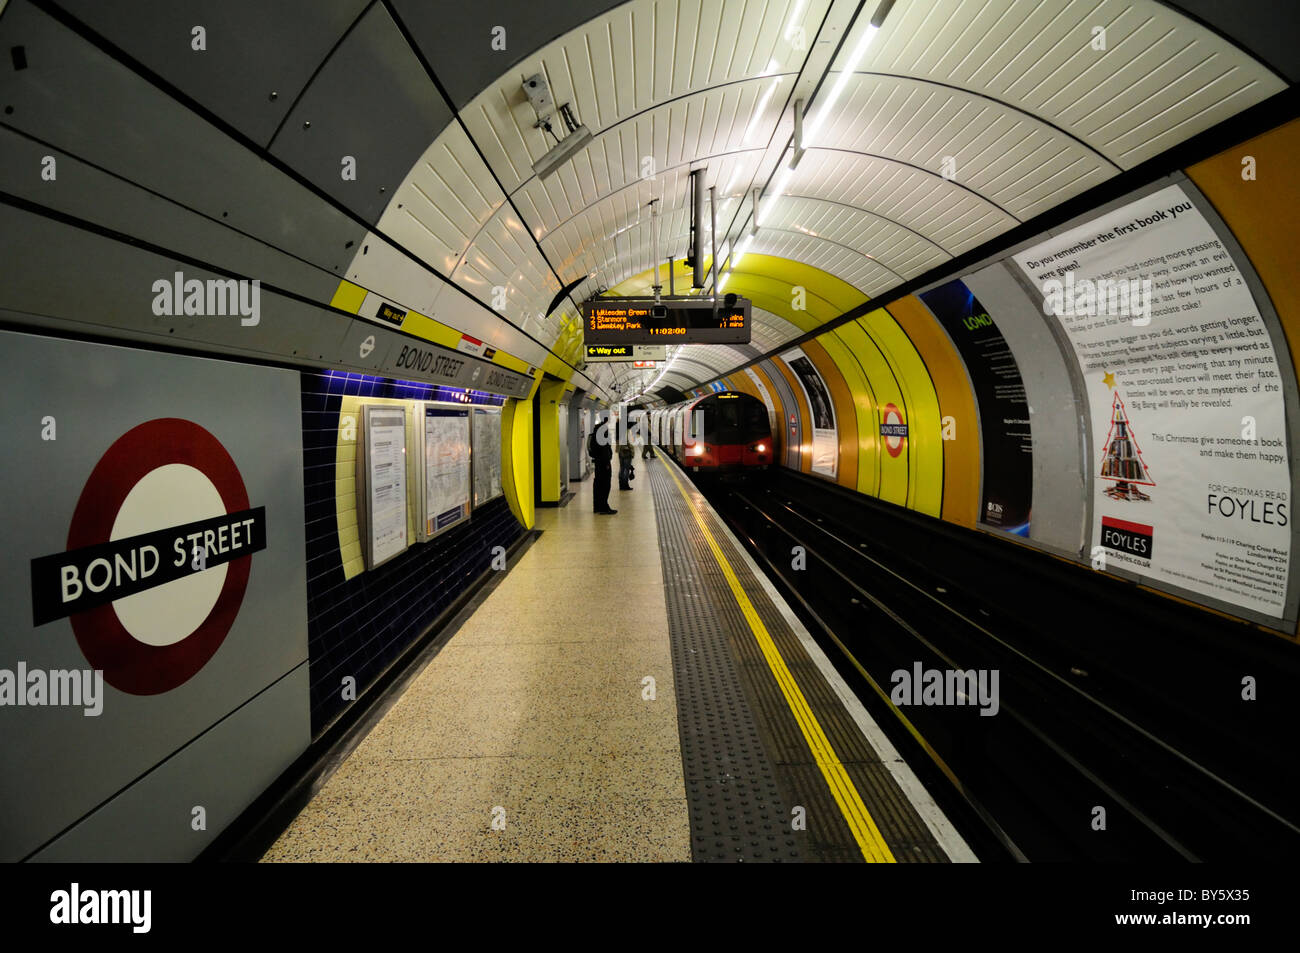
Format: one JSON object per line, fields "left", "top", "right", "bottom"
{"left": 698, "top": 469, "right": 1300, "bottom": 862}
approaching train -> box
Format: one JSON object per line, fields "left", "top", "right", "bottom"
{"left": 652, "top": 391, "right": 773, "bottom": 472}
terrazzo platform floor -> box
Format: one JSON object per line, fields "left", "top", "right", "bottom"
{"left": 262, "top": 460, "right": 691, "bottom": 862}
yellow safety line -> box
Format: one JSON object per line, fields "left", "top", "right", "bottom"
{"left": 658, "top": 454, "right": 897, "bottom": 863}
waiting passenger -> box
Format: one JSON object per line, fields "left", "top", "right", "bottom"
{"left": 618, "top": 433, "right": 635, "bottom": 491}
{"left": 631, "top": 427, "right": 649, "bottom": 463}
{"left": 588, "top": 415, "right": 616, "bottom": 514}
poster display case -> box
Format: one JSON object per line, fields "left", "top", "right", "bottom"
{"left": 356, "top": 404, "right": 409, "bottom": 569}
{"left": 471, "top": 406, "right": 504, "bottom": 508}
{"left": 415, "top": 401, "right": 471, "bottom": 542}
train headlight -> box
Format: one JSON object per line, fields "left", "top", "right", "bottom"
{"left": 687, "top": 443, "right": 705, "bottom": 456}
{"left": 754, "top": 443, "right": 766, "bottom": 453}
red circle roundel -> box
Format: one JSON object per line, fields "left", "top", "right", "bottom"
{"left": 882, "top": 403, "right": 907, "bottom": 458}
{"left": 65, "top": 419, "right": 252, "bottom": 696}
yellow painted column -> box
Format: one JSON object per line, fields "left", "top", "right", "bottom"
{"left": 828, "top": 316, "right": 908, "bottom": 507}
{"left": 1186, "top": 119, "right": 1300, "bottom": 389}
{"left": 502, "top": 373, "right": 542, "bottom": 529}
{"left": 537, "top": 378, "right": 566, "bottom": 504}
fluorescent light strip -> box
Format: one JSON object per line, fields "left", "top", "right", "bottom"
{"left": 717, "top": 234, "right": 753, "bottom": 293}
{"left": 741, "top": 65, "right": 782, "bottom": 145}
{"left": 758, "top": 21, "right": 880, "bottom": 224}
{"left": 784, "top": 0, "right": 807, "bottom": 38}
{"left": 803, "top": 23, "right": 878, "bottom": 147}
{"left": 725, "top": 58, "right": 782, "bottom": 196}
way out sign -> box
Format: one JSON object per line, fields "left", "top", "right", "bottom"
{"left": 30, "top": 418, "right": 266, "bottom": 695}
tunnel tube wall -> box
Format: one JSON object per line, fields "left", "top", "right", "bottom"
{"left": 0, "top": 327, "right": 531, "bottom": 862}
{"left": 684, "top": 118, "right": 1300, "bottom": 638}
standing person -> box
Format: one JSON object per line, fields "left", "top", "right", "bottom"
{"left": 630, "top": 424, "right": 649, "bottom": 466}
{"left": 588, "top": 413, "right": 616, "bottom": 514}
{"left": 617, "top": 431, "right": 635, "bottom": 491}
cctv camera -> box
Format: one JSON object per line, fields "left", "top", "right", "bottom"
{"left": 532, "top": 124, "right": 594, "bottom": 179}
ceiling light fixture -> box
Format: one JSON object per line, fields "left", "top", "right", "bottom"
{"left": 717, "top": 235, "right": 753, "bottom": 294}
{"left": 740, "top": 60, "right": 783, "bottom": 146}
{"left": 784, "top": 0, "right": 808, "bottom": 39}
{"left": 759, "top": 0, "right": 892, "bottom": 216}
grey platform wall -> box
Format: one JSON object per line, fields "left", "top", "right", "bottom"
{"left": 0, "top": 0, "right": 598, "bottom": 399}
{"left": 1, "top": 330, "right": 310, "bottom": 861}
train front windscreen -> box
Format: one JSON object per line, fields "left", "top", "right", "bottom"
{"left": 701, "top": 396, "right": 768, "bottom": 445}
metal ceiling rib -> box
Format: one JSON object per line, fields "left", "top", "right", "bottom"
{"left": 376, "top": 122, "right": 507, "bottom": 276}
{"left": 787, "top": 149, "right": 1019, "bottom": 254}
{"left": 749, "top": 306, "right": 805, "bottom": 349}
{"left": 449, "top": 202, "right": 562, "bottom": 327}
{"left": 812, "top": 72, "right": 1117, "bottom": 218}
{"left": 677, "top": 344, "right": 747, "bottom": 371}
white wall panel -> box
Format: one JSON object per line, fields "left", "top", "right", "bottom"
{"left": 374, "top": 123, "right": 507, "bottom": 276}
{"left": 450, "top": 204, "right": 563, "bottom": 344}
{"left": 860, "top": 0, "right": 1284, "bottom": 169}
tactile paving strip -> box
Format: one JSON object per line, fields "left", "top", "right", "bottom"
{"left": 698, "top": 506, "right": 948, "bottom": 864}
{"left": 652, "top": 458, "right": 949, "bottom": 863}
{"left": 651, "top": 463, "right": 804, "bottom": 862}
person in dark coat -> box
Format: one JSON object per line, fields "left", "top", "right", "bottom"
{"left": 588, "top": 413, "right": 616, "bottom": 514}
{"left": 618, "top": 434, "right": 635, "bottom": 491}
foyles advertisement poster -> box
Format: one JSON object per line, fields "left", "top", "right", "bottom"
{"left": 1013, "top": 183, "right": 1290, "bottom": 619}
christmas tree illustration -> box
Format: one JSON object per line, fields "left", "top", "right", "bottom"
{"left": 1099, "top": 386, "right": 1154, "bottom": 501}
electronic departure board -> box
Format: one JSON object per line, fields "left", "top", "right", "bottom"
{"left": 583, "top": 297, "right": 751, "bottom": 345}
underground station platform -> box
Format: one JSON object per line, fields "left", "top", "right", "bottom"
{"left": 5, "top": 0, "right": 1298, "bottom": 936}
{"left": 257, "top": 452, "right": 973, "bottom": 864}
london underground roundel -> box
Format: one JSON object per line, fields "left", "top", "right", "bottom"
{"left": 881, "top": 403, "right": 908, "bottom": 458}
{"left": 30, "top": 419, "right": 266, "bottom": 695}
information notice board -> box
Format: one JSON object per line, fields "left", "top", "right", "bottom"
{"left": 1013, "top": 182, "right": 1291, "bottom": 619}
{"left": 358, "top": 404, "right": 408, "bottom": 569}
{"left": 418, "top": 403, "right": 470, "bottom": 541}
{"left": 471, "top": 407, "right": 503, "bottom": 507}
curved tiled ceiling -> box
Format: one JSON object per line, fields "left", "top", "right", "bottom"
{"left": 344, "top": 0, "right": 1286, "bottom": 397}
